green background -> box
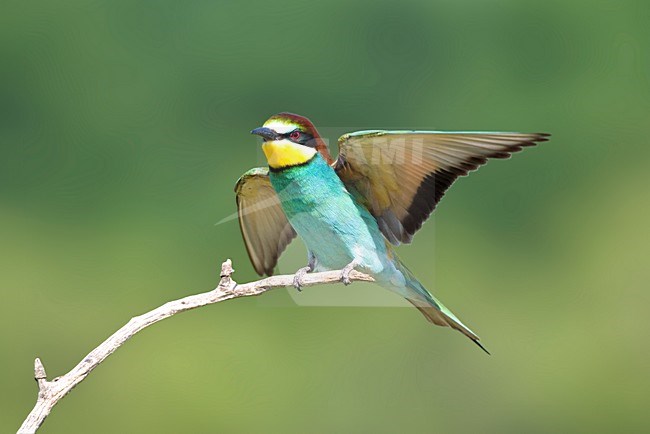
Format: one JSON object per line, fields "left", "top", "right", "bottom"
{"left": 2, "top": 0, "right": 649, "bottom": 432}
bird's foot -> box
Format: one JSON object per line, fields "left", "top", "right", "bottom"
{"left": 340, "top": 259, "right": 360, "bottom": 286}
{"left": 292, "top": 266, "right": 312, "bottom": 292}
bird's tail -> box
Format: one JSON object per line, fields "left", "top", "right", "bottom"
{"left": 391, "top": 257, "right": 490, "bottom": 354}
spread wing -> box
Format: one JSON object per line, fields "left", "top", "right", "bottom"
{"left": 235, "top": 168, "right": 296, "bottom": 276}
{"left": 335, "top": 130, "right": 549, "bottom": 244}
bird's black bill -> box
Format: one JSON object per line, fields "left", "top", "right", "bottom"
{"left": 251, "top": 127, "right": 279, "bottom": 141}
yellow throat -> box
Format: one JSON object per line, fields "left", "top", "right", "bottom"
{"left": 262, "top": 140, "right": 317, "bottom": 169}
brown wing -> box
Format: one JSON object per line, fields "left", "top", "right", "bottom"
{"left": 335, "top": 130, "right": 549, "bottom": 244}
{"left": 235, "top": 167, "right": 296, "bottom": 276}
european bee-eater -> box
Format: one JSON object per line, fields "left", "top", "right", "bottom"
{"left": 235, "top": 112, "right": 548, "bottom": 353}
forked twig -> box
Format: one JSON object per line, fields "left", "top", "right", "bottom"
{"left": 18, "top": 260, "right": 373, "bottom": 433}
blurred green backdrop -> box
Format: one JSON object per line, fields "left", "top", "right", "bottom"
{"left": 2, "top": 0, "right": 649, "bottom": 432}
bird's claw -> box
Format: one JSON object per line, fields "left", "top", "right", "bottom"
{"left": 340, "top": 259, "right": 360, "bottom": 286}
{"left": 293, "top": 266, "right": 312, "bottom": 292}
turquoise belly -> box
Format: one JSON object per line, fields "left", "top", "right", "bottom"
{"left": 269, "top": 155, "right": 388, "bottom": 273}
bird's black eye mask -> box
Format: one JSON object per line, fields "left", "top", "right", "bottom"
{"left": 284, "top": 129, "right": 316, "bottom": 147}
{"left": 252, "top": 126, "right": 316, "bottom": 147}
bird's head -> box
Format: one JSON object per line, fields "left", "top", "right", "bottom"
{"left": 251, "top": 112, "right": 332, "bottom": 170}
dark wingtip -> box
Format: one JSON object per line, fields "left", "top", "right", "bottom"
{"left": 473, "top": 339, "right": 491, "bottom": 355}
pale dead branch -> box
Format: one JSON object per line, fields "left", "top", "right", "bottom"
{"left": 18, "top": 260, "right": 373, "bottom": 433}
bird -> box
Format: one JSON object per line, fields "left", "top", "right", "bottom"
{"left": 235, "top": 112, "right": 548, "bottom": 353}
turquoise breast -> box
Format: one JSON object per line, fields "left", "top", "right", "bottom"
{"left": 269, "top": 154, "right": 388, "bottom": 273}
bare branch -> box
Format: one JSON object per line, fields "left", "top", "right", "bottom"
{"left": 17, "top": 260, "right": 373, "bottom": 433}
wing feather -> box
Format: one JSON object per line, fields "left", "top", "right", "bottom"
{"left": 335, "top": 130, "right": 549, "bottom": 244}
{"left": 235, "top": 168, "right": 296, "bottom": 276}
